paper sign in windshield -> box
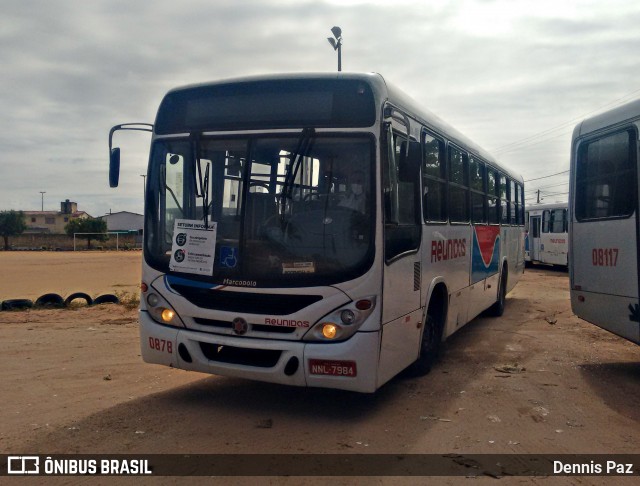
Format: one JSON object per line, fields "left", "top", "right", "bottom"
{"left": 169, "top": 219, "right": 217, "bottom": 276}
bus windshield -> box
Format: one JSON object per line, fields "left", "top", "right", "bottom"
{"left": 145, "top": 133, "right": 375, "bottom": 286}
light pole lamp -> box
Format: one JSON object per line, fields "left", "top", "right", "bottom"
{"left": 327, "top": 26, "right": 342, "bottom": 72}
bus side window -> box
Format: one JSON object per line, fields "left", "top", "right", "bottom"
{"left": 515, "top": 182, "right": 524, "bottom": 225}
{"left": 509, "top": 180, "right": 516, "bottom": 224}
{"left": 487, "top": 169, "right": 499, "bottom": 224}
{"left": 542, "top": 210, "right": 550, "bottom": 233}
{"left": 576, "top": 129, "right": 636, "bottom": 220}
{"left": 499, "top": 174, "right": 508, "bottom": 224}
{"left": 469, "top": 157, "right": 486, "bottom": 223}
{"left": 448, "top": 146, "right": 469, "bottom": 223}
{"left": 422, "top": 132, "right": 446, "bottom": 222}
{"left": 551, "top": 209, "right": 564, "bottom": 233}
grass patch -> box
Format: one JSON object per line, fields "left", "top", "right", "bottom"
{"left": 114, "top": 291, "right": 140, "bottom": 310}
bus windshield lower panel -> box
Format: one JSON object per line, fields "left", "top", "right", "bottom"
{"left": 145, "top": 134, "right": 375, "bottom": 287}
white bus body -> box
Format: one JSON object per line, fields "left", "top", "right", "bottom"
{"left": 570, "top": 98, "right": 640, "bottom": 345}
{"left": 525, "top": 202, "right": 568, "bottom": 267}
{"left": 110, "top": 73, "right": 525, "bottom": 392}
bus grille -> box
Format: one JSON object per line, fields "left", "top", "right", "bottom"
{"left": 193, "top": 317, "right": 296, "bottom": 334}
{"left": 170, "top": 285, "right": 322, "bottom": 315}
{"left": 199, "top": 342, "right": 282, "bottom": 368}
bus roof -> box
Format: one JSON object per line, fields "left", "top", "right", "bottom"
{"left": 161, "top": 72, "right": 522, "bottom": 183}
{"left": 573, "top": 97, "right": 640, "bottom": 139}
{"left": 525, "top": 202, "right": 567, "bottom": 211}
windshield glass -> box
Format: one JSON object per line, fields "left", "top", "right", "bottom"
{"left": 145, "top": 134, "right": 375, "bottom": 287}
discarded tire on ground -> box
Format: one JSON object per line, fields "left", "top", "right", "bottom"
{"left": 1, "top": 299, "right": 34, "bottom": 311}
{"left": 35, "top": 293, "right": 65, "bottom": 308}
{"left": 64, "top": 292, "right": 94, "bottom": 307}
{"left": 93, "top": 294, "right": 120, "bottom": 305}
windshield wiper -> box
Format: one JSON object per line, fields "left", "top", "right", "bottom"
{"left": 193, "top": 134, "right": 211, "bottom": 229}
{"left": 279, "top": 128, "right": 315, "bottom": 215}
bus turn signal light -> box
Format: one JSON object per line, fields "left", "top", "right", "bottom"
{"left": 161, "top": 309, "right": 176, "bottom": 322}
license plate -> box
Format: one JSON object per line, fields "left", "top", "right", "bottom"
{"left": 308, "top": 359, "right": 357, "bottom": 377}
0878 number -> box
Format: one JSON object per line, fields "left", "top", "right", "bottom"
{"left": 149, "top": 337, "right": 173, "bottom": 354}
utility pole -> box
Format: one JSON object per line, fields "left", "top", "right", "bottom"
{"left": 537, "top": 189, "right": 540, "bottom": 203}
{"left": 39, "top": 191, "right": 46, "bottom": 211}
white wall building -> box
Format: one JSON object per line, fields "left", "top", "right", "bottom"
{"left": 101, "top": 211, "right": 144, "bottom": 233}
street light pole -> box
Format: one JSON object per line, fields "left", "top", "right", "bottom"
{"left": 39, "top": 191, "right": 46, "bottom": 211}
{"left": 140, "top": 174, "right": 146, "bottom": 200}
{"left": 327, "top": 26, "right": 343, "bottom": 72}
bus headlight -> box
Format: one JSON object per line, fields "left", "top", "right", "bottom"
{"left": 304, "top": 296, "right": 376, "bottom": 342}
{"left": 322, "top": 323, "right": 338, "bottom": 339}
{"left": 145, "top": 292, "right": 185, "bottom": 328}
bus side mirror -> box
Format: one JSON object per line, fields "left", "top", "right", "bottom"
{"left": 399, "top": 141, "right": 421, "bottom": 182}
{"left": 109, "top": 147, "right": 121, "bottom": 188}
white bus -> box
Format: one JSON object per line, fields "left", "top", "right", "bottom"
{"left": 109, "top": 73, "right": 525, "bottom": 392}
{"left": 525, "top": 202, "right": 568, "bottom": 267}
{"left": 570, "top": 98, "right": 640, "bottom": 345}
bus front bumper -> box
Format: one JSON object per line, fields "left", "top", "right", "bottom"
{"left": 139, "top": 311, "right": 380, "bottom": 393}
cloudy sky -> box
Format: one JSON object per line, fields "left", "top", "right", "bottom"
{"left": 2, "top": 0, "right": 639, "bottom": 216}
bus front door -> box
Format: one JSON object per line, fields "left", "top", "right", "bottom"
{"left": 530, "top": 215, "right": 541, "bottom": 262}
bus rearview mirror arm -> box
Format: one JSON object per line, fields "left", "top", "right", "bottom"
{"left": 108, "top": 123, "right": 153, "bottom": 188}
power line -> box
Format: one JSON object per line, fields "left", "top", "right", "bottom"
{"left": 493, "top": 86, "right": 640, "bottom": 155}
{"left": 524, "top": 170, "right": 569, "bottom": 182}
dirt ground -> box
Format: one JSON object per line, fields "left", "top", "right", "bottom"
{"left": 1, "top": 252, "right": 639, "bottom": 484}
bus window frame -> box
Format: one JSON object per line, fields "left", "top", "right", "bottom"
{"left": 421, "top": 129, "right": 448, "bottom": 224}
{"left": 575, "top": 127, "right": 637, "bottom": 223}
{"left": 447, "top": 143, "right": 470, "bottom": 224}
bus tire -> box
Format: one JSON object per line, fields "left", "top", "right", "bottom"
{"left": 93, "top": 294, "right": 120, "bottom": 305}
{"left": 487, "top": 266, "right": 507, "bottom": 317}
{"left": 1, "top": 299, "right": 34, "bottom": 311}
{"left": 407, "top": 314, "right": 441, "bottom": 376}
{"left": 35, "top": 293, "right": 65, "bottom": 308}
{"left": 64, "top": 292, "right": 93, "bottom": 307}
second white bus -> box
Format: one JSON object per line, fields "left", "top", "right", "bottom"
{"left": 525, "top": 202, "right": 568, "bottom": 267}
{"left": 570, "top": 98, "right": 640, "bottom": 345}
{"left": 109, "top": 73, "right": 525, "bottom": 392}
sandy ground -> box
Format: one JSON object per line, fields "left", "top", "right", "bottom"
{"left": 0, "top": 253, "right": 639, "bottom": 484}
{"left": 0, "top": 251, "right": 142, "bottom": 301}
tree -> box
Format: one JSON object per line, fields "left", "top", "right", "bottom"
{"left": 65, "top": 217, "right": 108, "bottom": 249}
{"left": 0, "top": 210, "right": 27, "bottom": 250}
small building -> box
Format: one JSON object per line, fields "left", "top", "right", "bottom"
{"left": 24, "top": 200, "right": 91, "bottom": 234}
{"left": 100, "top": 211, "right": 144, "bottom": 234}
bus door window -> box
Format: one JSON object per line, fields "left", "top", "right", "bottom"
{"left": 422, "top": 133, "right": 446, "bottom": 222}
{"left": 531, "top": 216, "right": 541, "bottom": 238}
{"left": 384, "top": 129, "right": 421, "bottom": 261}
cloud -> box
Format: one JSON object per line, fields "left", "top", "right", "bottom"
{"left": 1, "top": 0, "right": 639, "bottom": 214}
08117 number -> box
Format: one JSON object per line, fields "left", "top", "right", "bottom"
{"left": 592, "top": 248, "right": 618, "bottom": 267}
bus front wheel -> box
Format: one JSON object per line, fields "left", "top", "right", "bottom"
{"left": 487, "top": 266, "right": 507, "bottom": 317}
{"left": 407, "top": 313, "right": 442, "bottom": 377}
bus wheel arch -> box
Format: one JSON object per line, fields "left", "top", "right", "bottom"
{"left": 406, "top": 282, "right": 447, "bottom": 377}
